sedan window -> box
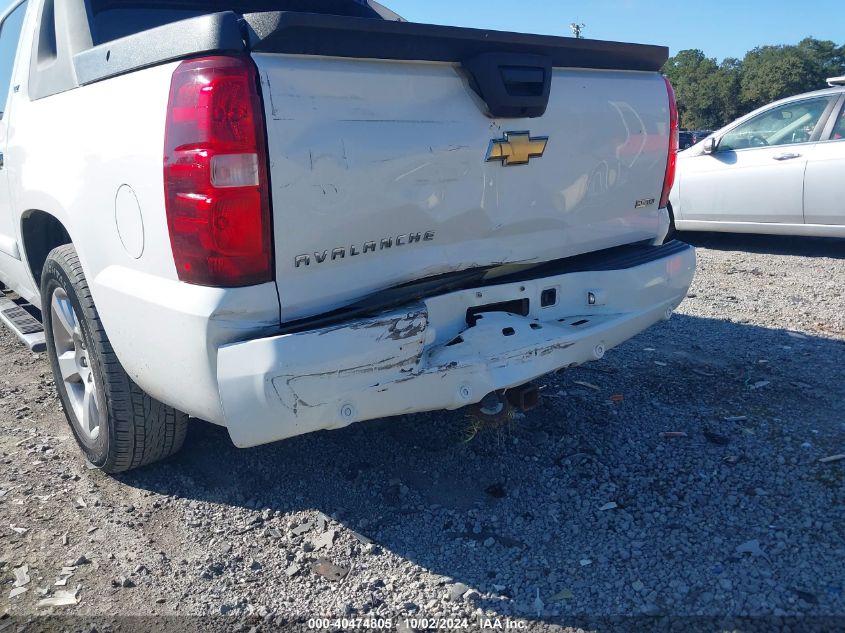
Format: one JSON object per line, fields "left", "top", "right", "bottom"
{"left": 719, "top": 96, "right": 835, "bottom": 151}
{"left": 832, "top": 107, "right": 845, "bottom": 140}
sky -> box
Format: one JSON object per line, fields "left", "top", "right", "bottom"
{"left": 385, "top": 0, "right": 842, "bottom": 62}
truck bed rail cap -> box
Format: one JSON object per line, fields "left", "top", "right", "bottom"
{"left": 243, "top": 11, "right": 668, "bottom": 72}
{"left": 74, "top": 11, "right": 246, "bottom": 87}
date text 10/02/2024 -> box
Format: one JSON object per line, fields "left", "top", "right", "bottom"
{"left": 307, "top": 618, "right": 529, "bottom": 630}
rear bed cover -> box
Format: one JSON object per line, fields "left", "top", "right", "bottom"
{"left": 242, "top": 12, "right": 668, "bottom": 71}
{"left": 75, "top": 10, "right": 667, "bottom": 87}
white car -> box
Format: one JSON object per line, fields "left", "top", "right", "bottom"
{"left": 0, "top": 0, "right": 694, "bottom": 471}
{"left": 669, "top": 79, "right": 845, "bottom": 238}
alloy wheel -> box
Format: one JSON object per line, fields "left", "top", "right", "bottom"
{"left": 50, "top": 288, "right": 101, "bottom": 441}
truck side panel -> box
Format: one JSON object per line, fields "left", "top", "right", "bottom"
{"left": 5, "top": 59, "right": 281, "bottom": 422}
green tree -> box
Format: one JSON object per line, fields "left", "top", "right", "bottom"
{"left": 739, "top": 45, "right": 816, "bottom": 110}
{"left": 712, "top": 58, "right": 742, "bottom": 124}
{"left": 662, "top": 49, "right": 722, "bottom": 129}
{"left": 796, "top": 37, "right": 845, "bottom": 85}
{"left": 664, "top": 38, "right": 844, "bottom": 130}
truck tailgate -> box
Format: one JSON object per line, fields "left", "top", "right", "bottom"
{"left": 248, "top": 14, "right": 671, "bottom": 322}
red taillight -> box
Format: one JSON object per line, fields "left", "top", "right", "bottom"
{"left": 164, "top": 56, "right": 272, "bottom": 287}
{"left": 659, "top": 75, "right": 679, "bottom": 209}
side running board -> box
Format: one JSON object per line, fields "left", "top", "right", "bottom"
{"left": 0, "top": 290, "right": 46, "bottom": 352}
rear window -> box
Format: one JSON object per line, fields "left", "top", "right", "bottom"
{"left": 89, "top": 0, "right": 382, "bottom": 43}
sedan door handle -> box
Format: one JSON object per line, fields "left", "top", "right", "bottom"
{"left": 773, "top": 152, "right": 802, "bottom": 161}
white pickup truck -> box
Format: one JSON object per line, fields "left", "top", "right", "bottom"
{"left": 0, "top": 0, "right": 695, "bottom": 472}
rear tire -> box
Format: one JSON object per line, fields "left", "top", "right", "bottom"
{"left": 42, "top": 245, "right": 187, "bottom": 472}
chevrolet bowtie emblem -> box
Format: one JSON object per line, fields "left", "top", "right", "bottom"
{"left": 485, "top": 131, "right": 549, "bottom": 166}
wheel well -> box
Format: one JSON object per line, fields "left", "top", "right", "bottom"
{"left": 21, "top": 211, "right": 72, "bottom": 288}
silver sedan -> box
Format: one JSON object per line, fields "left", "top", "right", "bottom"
{"left": 668, "top": 78, "right": 845, "bottom": 238}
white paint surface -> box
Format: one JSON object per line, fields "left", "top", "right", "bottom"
{"left": 114, "top": 185, "right": 144, "bottom": 259}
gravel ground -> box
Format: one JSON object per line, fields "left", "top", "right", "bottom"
{"left": 1, "top": 233, "right": 844, "bottom": 632}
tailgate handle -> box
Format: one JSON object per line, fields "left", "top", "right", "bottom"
{"left": 462, "top": 53, "right": 552, "bottom": 119}
{"left": 500, "top": 66, "right": 546, "bottom": 95}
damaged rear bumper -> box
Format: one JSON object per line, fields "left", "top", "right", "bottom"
{"left": 218, "top": 242, "right": 696, "bottom": 448}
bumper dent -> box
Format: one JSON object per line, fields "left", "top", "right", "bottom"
{"left": 218, "top": 244, "right": 696, "bottom": 448}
